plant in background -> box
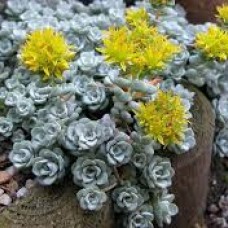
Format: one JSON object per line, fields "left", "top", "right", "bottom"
{"left": 135, "top": 90, "right": 189, "bottom": 145}
{"left": 20, "top": 28, "right": 75, "bottom": 81}
{"left": 195, "top": 25, "right": 228, "bottom": 61}
{"left": 0, "top": 1, "right": 203, "bottom": 227}
{"left": 216, "top": 4, "right": 228, "bottom": 26}
{"left": 98, "top": 8, "right": 180, "bottom": 78}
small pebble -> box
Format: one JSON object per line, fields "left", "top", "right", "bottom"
{"left": 212, "top": 179, "right": 217, "bottom": 186}
{"left": 16, "top": 187, "right": 28, "bottom": 198}
{"left": 0, "top": 193, "right": 12, "bottom": 206}
{"left": 208, "top": 204, "right": 219, "bottom": 213}
{"left": 0, "top": 171, "right": 12, "bottom": 184}
{"left": 0, "top": 188, "right": 4, "bottom": 196}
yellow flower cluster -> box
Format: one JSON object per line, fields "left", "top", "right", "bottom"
{"left": 135, "top": 90, "right": 188, "bottom": 146}
{"left": 126, "top": 8, "right": 149, "bottom": 26}
{"left": 216, "top": 4, "right": 228, "bottom": 24}
{"left": 195, "top": 25, "right": 228, "bottom": 61}
{"left": 20, "top": 28, "right": 75, "bottom": 81}
{"left": 98, "top": 8, "right": 180, "bottom": 78}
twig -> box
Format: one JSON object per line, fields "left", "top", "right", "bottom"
{"left": 103, "top": 182, "right": 118, "bottom": 192}
{"left": 113, "top": 167, "right": 124, "bottom": 185}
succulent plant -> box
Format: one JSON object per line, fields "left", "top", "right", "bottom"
{"left": 75, "top": 118, "right": 104, "bottom": 150}
{"left": 168, "top": 128, "right": 196, "bottom": 154}
{"left": 0, "top": 37, "right": 14, "bottom": 60}
{"left": 9, "top": 140, "right": 34, "bottom": 169}
{"left": 20, "top": 28, "right": 75, "bottom": 80}
{"left": 15, "top": 98, "right": 35, "bottom": 118}
{"left": 142, "top": 156, "right": 174, "bottom": 189}
{"left": 135, "top": 90, "right": 189, "bottom": 146}
{"left": 77, "top": 51, "right": 102, "bottom": 73}
{"left": 0, "top": 117, "right": 13, "bottom": 138}
{"left": 0, "top": 0, "right": 212, "bottom": 226}
{"left": 126, "top": 204, "right": 154, "bottom": 228}
{"left": 153, "top": 191, "right": 179, "bottom": 227}
{"left": 215, "top": 127, "right": 228, "bottom": 158}
{"left": 77, "top": 187, "right": 107, "bottom": 211}
{"left": 72, "top": 74, "right": 92, "bottom": 96}
{"left": 71, "top": 157, "right": 111, "bottom": 188}
{"left": 112, "top": 185, "right": 147, "bottom": 212}
{"left": 32, "top": 148, "right": 67, "bottom": 185}
{"left": 82, "top": 83, "right": 109, "bottom": 111}
{"left": 195, "top": 25, "right": 228, "bottom": 62}
{"left": 31, "top": 122, "right": 61, "bottom": 150}
{"left": 11, "top": 129, "right": 25, "bottom": 143}
{"left": 28, "top": 82, "right": 50, "bottom": 104}
{"left": 105, "top": 132, "right": 133, "bottom": 166}
{"left": 0, "top": 62, "right": 10, "bottom": 81}
{"left": 214, "top": 95, "right": 228, "bottom": 125}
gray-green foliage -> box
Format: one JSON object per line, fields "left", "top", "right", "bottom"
{"left": 112, "top": 185, "right": 148, "bottom": 212}
{"left": 71, "top": 156, "right": 111, "bottom": 188}
{"left": 77, "top": 187, "right": 107, "bottom": 211}
{"left": 125, "top": 204, "right": 154, "bottom": 228}
{"left": 142, "top": 156, "right": 174, "bottom": 189}
{"left": 153, "top": 190, "right": 179, "bottom": 227}
{"left": 105, "top": 132, "right": 133, "bottom": 166}
{"left": 9, "top": 140, "right": 35, "bottom": 169}
{"left": 32, "top": 148, "right": 68, "bottom": 185}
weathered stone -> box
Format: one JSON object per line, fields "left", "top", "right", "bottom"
{"left": 0, "top": 194, "right": 12, "bottom": 206}
{"left": 0, "top": 171, "right": 12, "bottom": 184}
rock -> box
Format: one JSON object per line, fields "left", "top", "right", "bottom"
{"left": 16, "top": 187, "right": 28, "bottom": 198}
{"left": 0, "top": 171, "right": 12, "bottom": 184}
{"left": 0, "top": 189, "right": 4, "bottom": 196}
{"left": 208, "top": 204, "right": 219, "bottom": 213}
{"left": 0, "top": 194, "right": 12, "bottom": 206}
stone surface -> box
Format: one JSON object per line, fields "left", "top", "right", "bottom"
{"left": 0, "top": 188, "right": 4, "bottom": 196}
{"left": 0, "top": 171, "right": 12, "bottom": 184}
{"left": 0, "top": 194, "right": 12, "bottom": 206}
{"left": 16, "top": 187, "right": 28, "bottom": 198}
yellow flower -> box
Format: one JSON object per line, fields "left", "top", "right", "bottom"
{"left": 97, "top": 26, "right": 136, "bottom": 72}
{"left": 20, "top": 28, "right": 75, "bottom": 81}
{"left": 135, "top": 90, "right": 189, "bottom": 145}
{"left": 126, "top": 8, "right": 149, "bottom": 27}
{"left": 195, "top": 25, "right": 228, "bottom": 61}
{"left": 138, "top": 35, "right": 180, "bottom": 73}
{"left": 216, "top": 4, "right": 228, "bottom": 24}
{"left": 98, "top": 9, "right": 180, "bottom": 78}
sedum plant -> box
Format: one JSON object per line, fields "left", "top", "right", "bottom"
{"left": 195, "top": 25, "right": 228, "bottom": 61}
{"left": 20, "top": 28, "right": 75, "bottom": 81}
{"left": 216, "top": 4, "right": 228, "bottom": 26}
{"left": 135, "top": 90, "right": 189, "bottom": 145}
{"left": 77, "top": 187, "right": 108, "bottom": 211}
{"left": 98, "top": 8, "right": 180, "bottom": 78}
{"left": 0, "top": 0, "right": 215, "bottom": 227}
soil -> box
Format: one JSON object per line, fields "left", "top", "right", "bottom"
{"left": 206, "top": 157, "right": 228, "bottom": 228}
